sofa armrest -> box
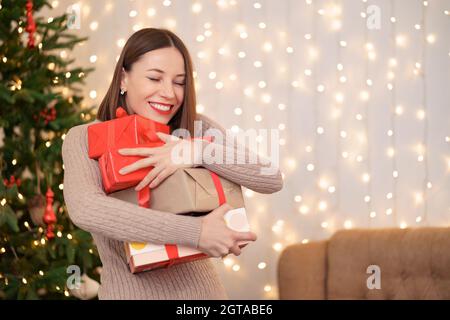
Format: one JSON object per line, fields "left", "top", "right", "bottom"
{"left": 277, "top": 241, "right": 328, "bottom": 299}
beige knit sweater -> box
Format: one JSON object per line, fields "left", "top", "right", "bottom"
{"left": 61, "top": 114, "right": 283, "bottom": 300}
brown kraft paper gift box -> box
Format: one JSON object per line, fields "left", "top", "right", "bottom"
{"left": 111, "top": 167, "right": 245, "bottom": 213}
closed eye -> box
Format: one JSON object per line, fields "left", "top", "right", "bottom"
{"left": 148, "top": 77, "right": 185, "bottom": 86}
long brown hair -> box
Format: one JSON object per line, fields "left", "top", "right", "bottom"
{"left": 96, "top": 28, "right": 196, "bottom": 135}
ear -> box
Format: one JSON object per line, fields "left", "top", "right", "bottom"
{"left": 120, "top": 67, "right": 128, "bottom": 91}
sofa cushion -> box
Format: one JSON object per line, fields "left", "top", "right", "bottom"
{"left": 327, "top": 227, "right": 450, "bottom": 299}
{"left": 278, "top": 241, "right": 328, "bottom": 299}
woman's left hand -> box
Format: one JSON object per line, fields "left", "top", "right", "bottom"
{"left": 118, "top": 132, "right": 198, "bottom": 191}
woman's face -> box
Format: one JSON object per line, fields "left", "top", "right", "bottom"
{"left": 120, "top": 47, "right": 186, "bottom": 124}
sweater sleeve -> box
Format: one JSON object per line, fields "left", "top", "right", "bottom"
{"left": 61, "top": 124, "right": 202, "bottom": 248}
{"left": 194, "top": 114, "right": 283, "bottom": 194}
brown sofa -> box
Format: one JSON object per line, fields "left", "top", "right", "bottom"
{"left": 277, "top": 227, "right": 450, "bottom": 299}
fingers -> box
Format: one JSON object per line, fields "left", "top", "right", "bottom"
{"left": 229, "top": 244, "right": 241, "bottom": 256}
{"left": 156, "top": 132, "right": 180, "bottom": 143}
{"left": 232, "top": 231, "right": 257, "bottom": 242}
{"left": 213, "top": 239, "right": 246, "bottom": 258}
{"left": 148, "top": 167, "right": 174, "bottom": 188}
{"left": 119, "top": 147, "right": 164, "bottom": 156}
{"left": 135, "top": 165, "right": 164, "bottom": 190}
{"left": 134, "top": 165, "right": 159, "bottom": 191}
{"left": 119, "top": 156, "right": 159, "bottom": 175}
{"left": 212, "top": 203, "right": 233, "bottom": 216}
{"left": 217, "top": 249, "right": 229, "bottom": 259}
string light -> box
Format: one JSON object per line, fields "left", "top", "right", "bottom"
{"left": 396, "top": 34, "right": 407, "bottom": 47}
{"left": 89, "top": 21, "right": 98, "bottom": 31}
{"left": 116, "top": 38, "right": 126, "bottom": 48}
{"left": 272, "top": 242, "right": 283, "bottom": 252}
{"left": 129, "top": 10, "right": 137, "bottom": 18}
{"left": 344, "top": 220, "right": 353, "bottom": 229}
{"left": 318, "top": 201, "right": 328, "bottom": 211}
{"left": 297, "top": 203, "right": 309, "bottom": 215}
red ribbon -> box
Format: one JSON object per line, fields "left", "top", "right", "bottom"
{"left": 210, "top": 172, "right": 226, "bottom": 206}
{"left": 138, "top": 187, "right": 150, "bottom": 208}
{"left": 164, "top": 244, "right": 179, "bottom": 267}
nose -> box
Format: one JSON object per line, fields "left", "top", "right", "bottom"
{"left": 159, "top": 80, "right": 176, "bottom": 100}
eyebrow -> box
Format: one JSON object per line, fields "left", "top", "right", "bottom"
{"left": 147, "top": 68, "right": 186, "bottom": 77}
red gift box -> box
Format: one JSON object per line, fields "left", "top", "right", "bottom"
{"left": 87, "top": 107, "right": 170, "bottom": 159}
{"left": 98, "top": 143, "right": 163, "bottom": 194}
{"left": 88, "top": 107, "right": 170, "bottom": 193}
{"left": 124, "top": 208, "right": 250, "bottom": 273}
{"left": 99, "top": 136, "right": 214, "bottom": 194}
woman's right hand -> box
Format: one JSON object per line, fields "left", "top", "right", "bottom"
{"left": 198, "top": 203, "right": 257, "bottom": 258}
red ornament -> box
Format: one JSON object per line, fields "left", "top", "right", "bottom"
{"left": 35, "top": 105, "right": 57, "bottom": 125}
{"left": 25, "top": 0, "right": 36, "bottom": 48}
{"left": 43, "top": 187, "right": 57, "bottom": 239}
{"left": 3, "top": 175, "right": 21, "bottom": 188}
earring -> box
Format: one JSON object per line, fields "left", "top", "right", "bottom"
{"left": 120, "top": 89, "right": 125, "bottom": 95}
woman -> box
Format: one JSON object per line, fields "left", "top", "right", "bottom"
{"left": 62, "top": 28, "right": 283, "bottom": 300}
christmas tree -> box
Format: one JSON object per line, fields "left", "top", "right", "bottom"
{"left": 0, "top": 0, "right": 101, "bottom": 299}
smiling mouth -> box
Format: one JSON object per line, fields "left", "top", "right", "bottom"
{"left": 148, "top": 102, "right": 174, "bottom": 114}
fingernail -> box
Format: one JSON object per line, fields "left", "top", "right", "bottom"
{"left": 119, "top": 169, "right": 125, "bottom": 174}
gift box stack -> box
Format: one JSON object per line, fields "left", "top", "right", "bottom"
{"left": 88, "top": 107, "right": 251, "bottom": 273}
